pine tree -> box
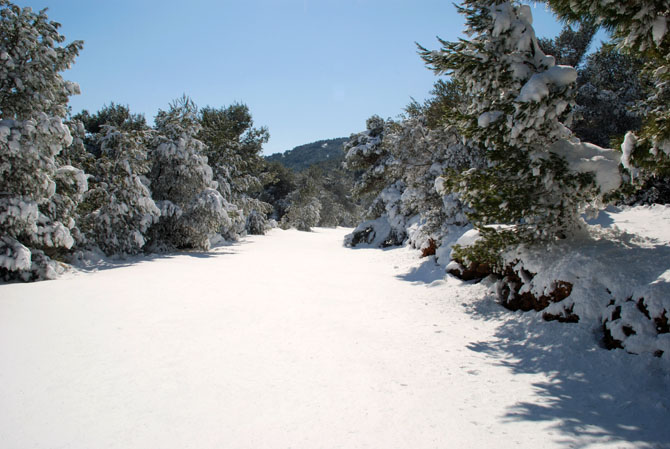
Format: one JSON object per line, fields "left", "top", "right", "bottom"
{"left": 198, "top": 104, "right": 271, "bottom": 236}
{"left": 78, "top": 127, "right": 160, "bottom": 255}
{"left": 279, "top": 166, "right": 322, "bottom": 231}
{"left": 0, "top": 1, "right": 86, "bottom": 280}
{"left": 261, "top": 161, "right": 298, "bottom": 221}
{"left": 343, "top": 115, "right": 395, "bottom": 201}
{"left": 419, "top": 0, "right": 620, "bottom": 266}
{"left": 147, "top": 96, "right": 234, "bottom": 250}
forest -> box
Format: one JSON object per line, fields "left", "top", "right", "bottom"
{"left": 1, "top": 0, "right": 670, "bottom": 361}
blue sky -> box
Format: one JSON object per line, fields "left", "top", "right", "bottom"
{"left": 16, "top": 1, "right": 589, "bottom": 155}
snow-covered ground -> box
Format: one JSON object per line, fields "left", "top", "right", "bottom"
{"left": 1, "top": 227, "right": 669, "bottom": 449}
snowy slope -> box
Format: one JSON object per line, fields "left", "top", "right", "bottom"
{"left": 1, "top": 228, "right": 668, "bottom": 449}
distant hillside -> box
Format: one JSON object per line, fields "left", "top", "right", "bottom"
{"left": 266, "top": 137, "right": 348, "bottom": 172}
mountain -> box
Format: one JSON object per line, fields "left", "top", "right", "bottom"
{"left": 266, "top": 137, "right": 349, "bottom": 172}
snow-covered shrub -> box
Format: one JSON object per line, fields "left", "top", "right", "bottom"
{"left": 78, "top": 127, "right": 160, "bottom": 256}
{"left": 345, "top": 181, "right": 408, "bottom": 247}
{"left": 421, "top": 1, "right": 621, "bottom": 267}
{"left": 491, "top": 208, "right": 670, "bottom": 360}
{"left": 280, "top": 197, "right": 321, "bottom": 232}
{"left": 604, "top": 296, "right": 670, "bottom": 360}
{"left": 147, "top": 97, "right": 235, "bottom": 250}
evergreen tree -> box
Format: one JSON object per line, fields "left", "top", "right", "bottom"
{"left": 345, "top": 80, "right": 484, "bottom": 250}
{"left": 279, "top": 167, "right": 322, "bottom": 232}
{"left": 198, "top": 104, "right": 271, "bottom": 235}
{"left": 147, "top": 96, "right": 234, "bottom": 250}
{"left": 0, "top": 1, "right": 86, "bottom": 280}
{"left": 343, "top": 115, "right": 395, "bottom": 201}
{"left": 261, "top": 161, "right": 298, "bottom": 221}
{"left": 419, "top": 0, "right": 620, "bottom": 266}
{"left": 78, "top": 127, "right": 160, "bottom": 255}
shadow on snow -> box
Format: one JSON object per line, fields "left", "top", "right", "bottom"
{"left": 395, "top": 257, "right": 446, "bottom": 285}
{"left": 73, "top": 240, "right": 247, "bottom": 274}
{"left": 464, "top": 294, "right": 670, "bottom": 449}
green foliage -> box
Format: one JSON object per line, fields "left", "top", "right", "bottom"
{"left": 69, "top": 103, "right": 148, "bottom": 158}
{"left": 451, "top": 228, "right": 521, "bottom": 269}
{"left": 343, "top": 115, "right": 394, "bottom": 200}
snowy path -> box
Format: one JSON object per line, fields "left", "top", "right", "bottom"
{"left": 1, "top": 228, "right": 668, "bottom": 449}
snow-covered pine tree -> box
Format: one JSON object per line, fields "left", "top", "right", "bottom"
{"left": 261, "top": 161, "right": 297, "bottom": 221}
{"left": 344, "top": 81, "right": 485, "bottom": 249}
{"left": 198, "top": 104, "right": 271, "bottom": 236}
{"left": 546, "top": 0, "right": 670, "bottom": 177}
{"left": 343, "top": 115, "right": 395, "bottom": 201}
{"left": 147, "top": 96, "right": 234, "bottom": 251}
{"left": 420, "top": 0, "right": 620, "bottom": 267}
{"left": 384, "top": 101, "right": 484, "bottom": 255}
{"left": 313, "top": 166, "right": 361, "bottom": 228}
{"left": 546, "top": 0, "right": 670, "bottom": 357}
{"left": 343, "top": 115, "right": 410, "bottom": 246}
{"left": 279, "top": 166, "right": 322, "bottom": 231}
{"left": 78, "top": 127, "right": 160, "bottom": 255}
{"left": 0, "top": 1, "right": 86, "bottom": 280}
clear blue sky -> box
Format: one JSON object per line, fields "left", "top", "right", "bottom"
{"left": 16, "top": 0, "right": 587, "bottom": 155}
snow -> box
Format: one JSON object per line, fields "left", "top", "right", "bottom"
{"left": 504, "top": 204, "right": 670, "bottom": 358}
{"left": 477, "top": 110, "right": 503, "bottom": 128}
{"left": 517, "top": 65, "right": 578, "bottom": 103}
{"left": 1, "top": 227, "right": 668, "bottom": 448}
{"left": 452, "top": 227, "right": 481, "bottom": 251}
{"left": 652, "top": 16, "right": 667, "bottom": 46}
{"left": 621, "top": 131, "right": 637, "bottom": 173}
{"left": 548, "top": 139, "right": 622, "bottom": 193}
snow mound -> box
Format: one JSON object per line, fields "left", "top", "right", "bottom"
{"left": 517, "top": 65, "right": 577, "bottom": 103}
{"left": 503, "top": 205, "right": 670, "bottom": 360}
{"left": 548, "top": 139, "right": 622, "bottom": 193}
